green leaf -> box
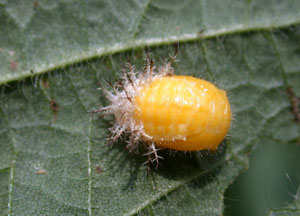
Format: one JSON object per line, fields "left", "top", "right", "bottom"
{"left": 225, "top": 138, "right": 300, "bottom": 216}
{"left": 1, "top": 0, "right": 300, "bottom": 84}
{"left": 268, "top": 191, "right": 300, "bottom": 216}
{"left": 0, "top": 0, "right": 300, "bottom": 215}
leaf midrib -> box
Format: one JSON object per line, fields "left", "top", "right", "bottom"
{"left": 2, "top": 19, "right": 300, "bottom": 86}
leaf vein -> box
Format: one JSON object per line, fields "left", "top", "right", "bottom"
{"left": 0, "top": 106, "right": 18, "bottom": 216}
{"left": 66, "top": 75, "right": 93, "bottom": 216}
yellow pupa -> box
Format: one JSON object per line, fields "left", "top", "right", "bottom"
{"left": 93, "top": 49, "right": 231, "bottom": 164}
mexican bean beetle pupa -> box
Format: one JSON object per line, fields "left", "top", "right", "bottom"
{"left": 92, "top": 46, "right": 231, "bottom": 166}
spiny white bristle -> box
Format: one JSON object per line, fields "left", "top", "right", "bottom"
{"left": 94, "top": 51, "right": 177, "bottom": 165}
{"left": 104, "top": 61, "right": 172, "bottom": 127}
{"left": 102, "top": 88, "right": 118, "bottom": 101}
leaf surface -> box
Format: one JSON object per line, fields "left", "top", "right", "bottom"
{"left": 0, "top": 1, "right": 300, "bottom": 215}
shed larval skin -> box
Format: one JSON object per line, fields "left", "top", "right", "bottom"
{"left": 134, "top": 75, "right": 231, "bottom": 151}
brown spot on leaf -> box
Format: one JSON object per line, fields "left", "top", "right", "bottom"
{"left": 287, "top": 87, "right": 300, "bottom": 122}
{"left": 95, "top": 166, "right": 103, "bottom": 174}
{"left": 10, "top": 61, "right": 17, "bottom": 71}
{"left": 50, "top": 98, "right": 59, "bottom": 115}
{"left": 33, "top": 1, "right": 39, "bottom": 10}
{"left": 35, "top": 169, "right": 47, "bottom": 175}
